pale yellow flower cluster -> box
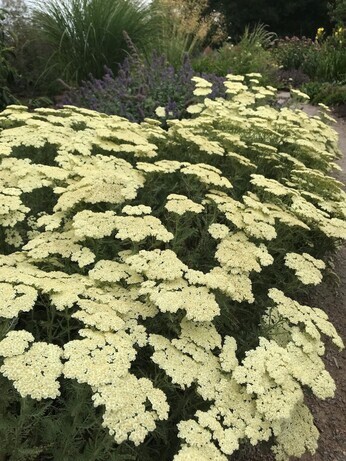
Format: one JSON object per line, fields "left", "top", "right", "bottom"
{"left": 88, "top": 259, "right": 136, "bottom": 284}
{"left": 0, "top": 157, "right": 68, "bottom": 193}
{"left": 284, "top": 252, "right": 326, "bottom": 285}
{"left": 23, "top": 229, "right": 96, "bottom": 268}
{"left": 272, "top": 402, "right": 319, "bottom": 461}
{"left": 290, "top": 196, "right": 346, "bottom": 239}
{"left": 215, "top": 231, "right": 273, "bottom": 274}
{"left": 174, "top": 127, "right": 225, "bottom": 155}
{"left": 136, "top": 159, "right": 185, "bottom": 174}
{"left": 0, "top": 330, "right": 34, "bottom": 357}
{"left": 250, "top": 174, "right": 296, "bottom": 197}
{"left": 138, "top": 158, "right": 232, "bottom": 189}
{"left": 4, "top": 228, "right": 24, "bottom": 247}
{"left": 0, "top": 282, "right": 37, "bottom": 318}
{"left": 154, "top": 325, "right": 273, "bottom": 458}
{"left": 290, "top": 88, "right": 310, "bottom": 101}
{"left": 192, "top": 76, "right": 213, "bottom": 97}
{"left": 0, "top": 105, "right": 159, "bottom": 162}
{"left": 125, "top": 249, "right": 188, "bottom": 280}
{"left": 165, "top": 194, "right": 204, "bottom": 215}
{"left": 0, "top": 253, "right": 88, "bottom": 312}
{"left": 181, "top": 163, "right": 232, "bottom": 188}
{"left": 122, "top": 204, "right": 152, "bottom": 215}
{"left": 54, "top": 156, "right": 145, "bottom": 212}
{"left": 0, "top": 187, "right": 29, "bottom": 227}
{"left": 206, "top": 190, "right": 278, "bottom": 241}
{"left": 63, "top": 328, "right": 168, "bottom": 444}
{"left": 72, "top": 210, "right": 173, "bottom": 242}
{"left": 173, "top": 288, "right": 343, "bottom": 460}
{"left": 208, "top": 223, "right": 230, "bottom": 240}
{"left": 267, "top": 289, "right": 344, "bottom": 351}
{"left": 0, "top": 338, "right": 63, "bottom": 400}
{"left": 142, "top": 279, "right": 220, "bottom": 322}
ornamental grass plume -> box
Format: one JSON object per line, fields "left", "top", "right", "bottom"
{"left": 32, "top": 0, "right": 158, "bottom": 83}
{"left": 0, "top": 75, "right": 345, "bottom": 460}
{"left": 150, "top": 0, "right": 226, "bottom": 68}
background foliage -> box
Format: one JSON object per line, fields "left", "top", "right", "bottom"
{"left": 206, "top": 0, "right": 330, "bottom": 39}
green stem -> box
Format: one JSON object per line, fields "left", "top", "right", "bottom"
{"left": 65, "top": 307, "right": 71, "bottom": 342}
{"left": 13, "top": 397, "right": 27, "bottom": 456}
{"left": 46, "top": 304, "right": 56, "bottom": 343}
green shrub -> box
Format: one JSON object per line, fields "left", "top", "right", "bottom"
{"left": 0, "top": 0, "right": 57, "bottom": 100}
{"left": 328, "top": 0, "right": 346, "bottom": 26}
{"left": 302, "top": 81, "right": 346, "bottom": 105}
{"left": 318, "top": 47, "right": 346, "bottom": 82}
{"left": 308, "top": 28, "right": 346, "bottom": 82}
{"left": 193, "top": 25, "right": 278, "bottom": 85}
{"left": 275, "top": 68, "right": 310, "bottom": 89}
{"left": 271, "top": 36, "right": 318, "bottom": 71}
{"left": 272, "top": 29, "right": 346, "bottom": 83}
{"left": 0, "top": 77, "right": 345, "bottom": 461}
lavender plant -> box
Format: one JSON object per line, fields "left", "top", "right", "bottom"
{"left": 58, "top": 52, "right": 226, "bottom": 123}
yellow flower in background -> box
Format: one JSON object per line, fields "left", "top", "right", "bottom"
{"left": 334, "top": 26, "right": 344, "bottom": 36}
{"left": 315, "top": 27, "right": 325, "bottom": 41}
{"left": 333, "top": 26, "right": 345, "bottom": 44}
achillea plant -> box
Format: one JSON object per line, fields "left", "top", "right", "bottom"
{"left": 0, "top": 76, "right": 345, "bottom": 460}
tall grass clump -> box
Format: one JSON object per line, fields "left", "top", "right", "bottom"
{"left": 33, "top": 0, "right": 157, "bottom": 83}
{"left": 150, "top": 0, "right": 226, "bottom": 68}
{"left": 0, "top": 8, "right": 19, "bottom": 109}
{"left": 0, "top": 78, "right": 345, "bottom": 460}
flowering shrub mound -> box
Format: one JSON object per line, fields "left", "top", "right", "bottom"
{"left": 0, "top": 75, "right": 345, "bottom": 460}
{"left": 59, "top": 53, "right": 226, "bottom": 124}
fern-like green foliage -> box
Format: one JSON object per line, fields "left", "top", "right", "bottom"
{"left": 0, "top": 77, "right": 345, "bottom": 461}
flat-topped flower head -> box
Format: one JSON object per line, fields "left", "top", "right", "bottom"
{"left": 0, "top": 330, "right": 34, "bottom": 357}
{"left": 1, "top": 342, "right": 63, "bottom": 400}
{"left": 0, "top": 282, "right": 37, "bottom": 318}
{"left": 291, "top": 89, "right": 310, "bottom": 101}
{"left": 284, "top": 252, "right": 325, "bottom": 285}
{"left": 165, "top": 194, "right": 204, "bottom": 215}
{"left": 215, "top": 232, "right": 273, "bottom": 274}
{"left": 192, "top": 77, "right": 213, "bottom": 97}
{"left": 125, "top": 249, "right": 188, "bottom": 281}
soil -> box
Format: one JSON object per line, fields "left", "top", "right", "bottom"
{"left": 334, "top": 104, "right": 346, "bottom": 120}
